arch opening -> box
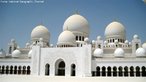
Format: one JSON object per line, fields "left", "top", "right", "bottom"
{"left": 55, "top": 59, "right": 65, "bottom": 76}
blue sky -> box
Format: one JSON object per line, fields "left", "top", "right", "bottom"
{"left": 0, "top": 0, "right": 146, "bottom": 50}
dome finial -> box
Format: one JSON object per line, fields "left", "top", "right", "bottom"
{"left": 39, "top": 21, "right": 43, "bottom": 26}
{"left": 74, "top": 10, "right": 79, "bottom": 15}
{"left": 113, "top": 18, "right": 119, "bottom": 22}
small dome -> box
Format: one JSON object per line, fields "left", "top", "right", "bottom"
{"left": 133, "top": 34, "right": 139, "bottom": 39}
{"left": 105, "top": 21, "right": 126, "bottom": 39}
{"left": 26, "top": 43, "right": 30, "bottom": 46}
{"left": 50, "top": 44, "right": 54, "bottom": 47}
{"left": 129, "top": 42, "right": 131, "bottom": 45}
{"left": 12, "top": 50, "right": 21, "bottom": 57}
{"left": 136, "top": 48, "right": 146, "bottom": 57}
{"left": 97, "top": 36, "right": 102, "bottom": 40}
{"left": 31, "top": 25, "right": 50, "bottom": 42}
{"left": 115, "top": 40, "right": 118, "bottom": 43}
{"left": 11, "top": 39, "right": 15, "bottom": 43}
{"left": 63, "top": 14, "right": 89, "bottom": 35}
{"left": 104, "top": 41, "right": 108, "bottom": 44}
{"left": 114, "top": 48, "right": 124, "bottom": 57}
{"left": 142, "top": 43, "right": 146, "bottom": 50}
{"left": 84, "top": 37, "right": 89, "bottom": 43}
{"left": 125, "top": 40, "right": 129, "bottom": 44}
{"left": 93, "top": 48, "right": 103, "bottom": 57}
{"left": 28, "top": 50, "right": 32, "bottom": 58}
{"left": 92, "top": 40, "right": 96, "bottom": 44}
{"left": 57, "top": 31, "right": 76, "bottom": 46}
{"left": 0, "top": 49, "right": 6, "bottom": 57}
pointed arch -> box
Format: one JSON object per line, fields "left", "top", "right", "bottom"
{"left": 124, "top": 66, "right": 128, "bottom": 77}
{"left": 136, "top": 66, "right": 140, "bottom": 77}
{"left": 22, "top": 66, "right": 26, "bottom": 74}
{"left": 6, "top": 65, "right": 9, "bottom": 74}
{"left": 14, "top": 66, "right": 17, "bottom": 74}
{"left": 27, "top": 66, "right": 31, "bottom": 75}
{"left": 130, "top": 66, "right": 134, "bottom": 76}
{"left": 0, "top": 66, "right": 1, "bottom": 74}
{"left": 118, "top": 66, "right": 123, "bottom": 76}
{"left": 71, "top": 64, "right": 76, "bottom": 76}
{"left": 55, "top": 59, "right": 65, "bottom": 76}
{"left": 96, "top": 66, "right": 100, "bottom": 76}
{"left": 136, "top": 44, "right": 139, "bottom": 50}
{"left": 141, "top": 66, "right": 146, "bottom": 77}
{"left": 113, "top": 66, "right": 117, "bottom": 76}
{"left": 10, "top": 65, "right": 13, "bottom": 74}
{"left": 102, "top": 66, "right": 106, "bottom": 76}
{"left": 45, "top": 64, "right": 50, "bottom": 76}
{"left": 2, "top": 65, "right": 5, "bottom": 74}
{"left": 18, "top": 66, "right": 21, "bottom": 74}
{"left": 107, "top": 66, "right": 111, "bottom": 76}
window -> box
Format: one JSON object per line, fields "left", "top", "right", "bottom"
{"left": 141, "top": 66, "right": 146, "bottom": 77}
{"left": 136, "top": 44, "right": 139, "bottom": 50}
{"left": 56, "top": 60, "right": 65, "bottom": 76}
{"left": 110, "top": 39, "right": 112, "bottom": 43}
{"left": 18, "top": 66, "right": 21, "bottom": 74}
{"left": 118, "top": 66, "right": 123, "bottom": 76}
{"left": 92, "top": 71, "right": 96, "bottom": 76}
{"left": 113, "top": 39, "right": 114, "bottom": 42}
{"left": 107, "top": 66, "right": 111, "bottom": 76}
{"left": 102, "top": 66, "right": 106, "bottom": 76}
{"left": 45, "top": 64, "right": 50, "bottom": 76}
{"left": 124, "top": 66, "right": 128, "bottom": 77}
{"left": 79, "top": 36, "right": 81, "bottom": 41}
{"left": 118, "top": 39, "right": 120, "bottom": 42}
{"left": 22, "top": 66, "right": 26, "bottom": 74}
{"left": 76, "top": 36, "right": 78, "bottom": 40}
{"left": 2, "top": 65, "right": 5, "bottom": 74}
{"left": 96, "top": 66, "right": 100, "bottom": 76}
{"left": 82, "top": 37, "right": 84, "bottom": 41}
{"left": 6, "top": 66, "right": 9, "bottom": 74}
{"left": 27, "top": 66, "right": 31, "bottom": 75}
{"left": 98, "top": 45, "right": 101, "bottom": 48}
{"left": 113, "top": 66, "right": 117, "bottom": 76}
{"left": 130, "top": 66, "right": 134, "bottom": 77}
{"left": 10, "top": 66, "right": 13, "bottom": 74}
{"left": 136, "top": 66, "right": 140, "bottom": 77}
{"left": 71, "top": 64, "right": 76, "bottom": 76}
{"left": 14, "top": 66, "right": 17, "bottom": 74}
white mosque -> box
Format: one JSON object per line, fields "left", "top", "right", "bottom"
{"left": 0, "top": 13, "right": 146, "bottom": 78}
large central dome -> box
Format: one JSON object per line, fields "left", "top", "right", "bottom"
{"left": 63, "top": 14, "right": 89, "bottom": 35}
{"left": 105, "top": 21, "right": 126, "bottom": 39}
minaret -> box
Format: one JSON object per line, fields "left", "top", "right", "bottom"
{"left": 7, "top": 39, "right": 18, "bottom": 56}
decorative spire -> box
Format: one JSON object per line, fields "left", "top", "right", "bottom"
{"left": 113, "top": 18, "right": 118, "bottom": 22}
{"left": 74, "top": 10, "right": 79, "bottom": 15}
{"left": 39, "top": 21, "right": 43, "bottom": 26}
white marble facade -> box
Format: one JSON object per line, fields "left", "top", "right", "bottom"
{"left": 0, "top": 13, "right": 146, "bottom": 77}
